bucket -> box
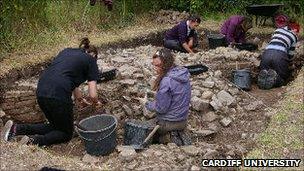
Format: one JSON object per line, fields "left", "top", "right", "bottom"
{"left": 235, "top": 43, "right": 258, "bottom": 51}
{"left": 232, "top": 69, "right": 252, "bottom": 91}
{"left": 208, "top": 34, "right": 227, "bottom": 49}
{"left": 124, "top": 119, "right": 154, "bottom": 145}
{"left": 76, "top": 114, "right": 117, "bottom": 156}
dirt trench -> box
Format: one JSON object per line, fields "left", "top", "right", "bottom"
{"left": 0, "top": 30, "right": 303, "bottom": 170}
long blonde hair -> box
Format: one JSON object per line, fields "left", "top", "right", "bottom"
{"left": 152, "top": 48, "right": 175, "bottom": 91}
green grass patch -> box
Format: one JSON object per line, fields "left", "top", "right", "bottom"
{"left": 247, "top": 67, "right": 304, "bottom": 165}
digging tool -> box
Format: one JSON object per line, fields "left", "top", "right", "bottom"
{"left": 132, "top": 125, "right": 160, "bottom": 152}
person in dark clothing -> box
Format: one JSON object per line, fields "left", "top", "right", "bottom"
{"left": 258, "top": 21, "right": 299, "bottom": 89}
{"left": 164, "top": 15, "right": 201, "bottom": 54}
{"left": 1, "top": 38, "right": 101, "bottom": 146}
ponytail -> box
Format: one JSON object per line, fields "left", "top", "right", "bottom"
{"left": 79, "top": 37, "right": 90, "bottom": 49}
{"left": 79, "top": 37, "right": 98, "bottom": 58}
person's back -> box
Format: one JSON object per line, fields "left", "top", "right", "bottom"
{"left": 37, "top": 48, "right": 98, "bottom": 103}
{"left": 155, "top": 66, "right": 191, "bottom": 122}
{"left": 165, "top": 21, "right": 188, "bottom": 42}
{"left": 220, "top": 15, "right": 251, "bottom": 44}
{"left": 265, "top": 26, "right": 297, "bottom": 57}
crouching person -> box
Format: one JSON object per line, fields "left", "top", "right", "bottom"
{"left": 143, "top": 48, "right": 191, "bottom": 144}
{"left": 164, "top": 15, "right": 201, "bottom": 54}
{"left": 258, "top": 20, "right": 300, "bottom": 89}
{"left": 1, "top": 37, "right": 101, "bottom": 146}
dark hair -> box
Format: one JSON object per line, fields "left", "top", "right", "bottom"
{"left": 79, "top": 37, "right": 98, "bottom": 58}
{"left": 242, "top": 16, "right": 253, "bottom": 30}
{"left": 188, "top": 14, "right": 201, "bottom": 24}
{"left": 152, "top": 48, "right": 175, "bottom": 91}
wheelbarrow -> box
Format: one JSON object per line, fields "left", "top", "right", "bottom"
{"left": 246, "top": 4, "right": 287, "bottom": 27}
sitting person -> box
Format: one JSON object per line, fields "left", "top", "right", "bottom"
{"left": 1, "top": 38, "right": 102, "bottom": 146}
{"left": 220, "top": 15, "right": 253, "bottom": 46}
{"left": 258, "top": 21, "right": 300, "bottom": 89}
{"left": 141, "top": 48, "right": 191, "bottom": 144}
{"left": 164, "top": 15, "right": 201, "bottom": 54}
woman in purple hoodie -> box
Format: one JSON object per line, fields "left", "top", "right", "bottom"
{"left": 144, "top": 48, "right": 191, "bottom": 143}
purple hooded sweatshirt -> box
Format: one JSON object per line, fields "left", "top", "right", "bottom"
{"left": 220, "top": 15, "right": 246, "bottom": 43}
{"left": 145, "top": 66, "right": 191, "bottom": 122}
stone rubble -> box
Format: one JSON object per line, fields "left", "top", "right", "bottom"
{"left": 3, "top": 41, "right": 303, "bottom": 170}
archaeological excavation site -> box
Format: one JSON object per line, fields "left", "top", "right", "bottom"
{"left": 0, "top": 11, "right": 303, "bottom": 170}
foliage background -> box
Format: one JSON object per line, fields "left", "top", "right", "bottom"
{"left": 0, "top": 0, "right": 303, "bottom": 59}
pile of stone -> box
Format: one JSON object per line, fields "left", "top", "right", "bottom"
{"left": 152, "top": 10, "right": 189, "bottom": 25}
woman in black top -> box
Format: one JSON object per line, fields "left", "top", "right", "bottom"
{"left": 1, "top": 38, "right": 101, "bottom": 146}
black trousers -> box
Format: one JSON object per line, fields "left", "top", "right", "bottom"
{"left": 260, "top": 49, "right": 291, "bottom": 85}
{"left": 164, "top": 32, "right": 199, "bottom": 53}
{"left": 16, "top": 97, "right": 73, "bottom": 146}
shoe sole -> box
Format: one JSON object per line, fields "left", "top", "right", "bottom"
{"left": 266, "top": 69, "right": 278, "bottom": 89}
{"left": 1, "top": 120, "right": 13, "bottom": 142}
{"left": 258, "top": 70, "right": 268, "bottom": 89}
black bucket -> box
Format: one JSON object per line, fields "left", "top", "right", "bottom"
{"left": 235, "top": 43, "right": 258, "bottom": 51}
{"left": 208, "top": 34, "right": 227, "bottom": 49}
{"left": 124, "top": 120, "right": 154, "bottom": 145}
{"left": 76, "top": 114, "right": 117, "bottom": 156}
{"left": 232, "top": 69, "right": 252, "bottom": 91}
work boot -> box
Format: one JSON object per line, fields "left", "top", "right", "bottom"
{"left": 266, "top": 69, "right": 278, "bottom": 89}
{"left": 0, "top": 120, "right": 16, "bottom": 142}
{"left": 257, "top": 69, "right": 268, "bottom": 89}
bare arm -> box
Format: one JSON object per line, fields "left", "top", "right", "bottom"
{"left": 88, "top": 80, "right": 98, "bottom": 102}
{"left": 182, "top": 42, "right": 194, "bottom": 54}
{"left": 188, "top": 37, "right": 194, "bottom": 48}
{"left": 73, "top": 87, "right": 83, "bottom": 100}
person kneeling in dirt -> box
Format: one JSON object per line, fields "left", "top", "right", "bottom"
{"left": 140, "top": 48, "right": 191, "bottom": 144}
{"left": 164, "top": 15, "right": 201, "bottom": 54}
{"left": 220, "top": 15, "right": 253, "bottom": 46}
{"left": 257, "top": 20, "right": 300, "bottom": 89}
{"left": 1, "top": 38, "right": 102, "bottom": 146}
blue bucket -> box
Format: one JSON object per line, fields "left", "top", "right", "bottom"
{"left": 76, "top": 114, "right": 117, "bottom": 156}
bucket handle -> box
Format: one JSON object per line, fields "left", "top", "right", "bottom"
{"left": 75, "top": 123, "right": 117, "bottom": 142}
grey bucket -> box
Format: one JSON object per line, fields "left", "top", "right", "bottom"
{"left": 124, "top": 119, "right": 154, "bottom": 145}
{"left": 76, "top": 114, "right": 117, "bottom": 156}
{"left": 232, "top": 69, "right": 252, "bottom": 91}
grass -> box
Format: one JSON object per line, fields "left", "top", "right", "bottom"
{"left": 0, "top": 14, "right": 172, "bottom": 79}
{"left": 245, "top": 66, "right": 304, "bottom": 170}
{"left": 0, "top": 142, "right": 97, "bottom": 170}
